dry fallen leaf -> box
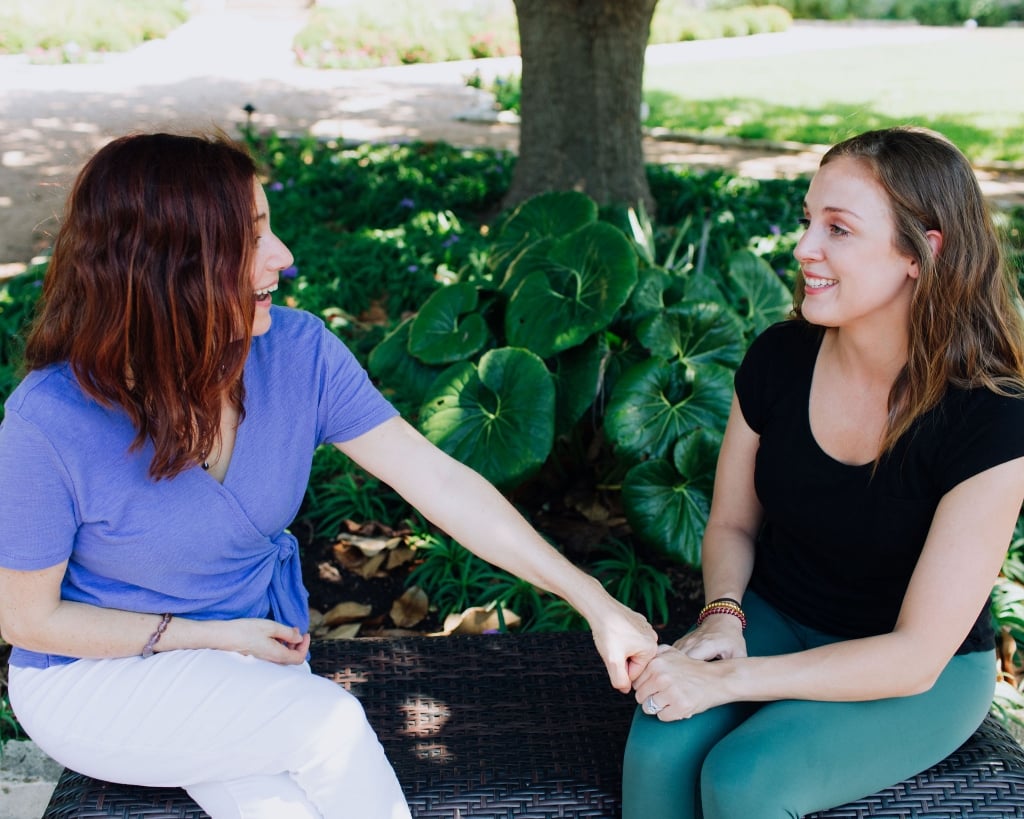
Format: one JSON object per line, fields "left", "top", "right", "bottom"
{"left": 331, "top": 542, "right": 368, "bottom": 572}
{"left": 323, "top": 601, "right": 373, "bottom": 626}
{"left": 386, "top": 545, "right": 416, "bottom": 570}
{"left": 322, "top": 623, "right": 362, "bottom": 640}
{"left": 390, "top": 586, "right": 429, "bottom": 628}
{"left": 437, "top": 605, "right": 521, "bottom": 636}
{"left": 308, "top": 608, "right": 325, "bottom": 632}
{"left": 357, "top": 551, "right": 388, "bottom": 580}
{"left": 317, "top": 561, "right": 342, "bottom": 583}
{"left": 338, "top": 533, "right": 392, "bottom": 557}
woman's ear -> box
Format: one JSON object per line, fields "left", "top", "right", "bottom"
{"left": 925, "top": 229, "right": 943, "bottom": 258}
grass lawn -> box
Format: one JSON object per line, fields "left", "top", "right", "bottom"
{"left": 643, "top": 27, "right": 1024, "bottom": 163}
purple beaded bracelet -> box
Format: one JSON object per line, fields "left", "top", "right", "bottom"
{"left": 141, "top": 613, "right": 173, "bottom": 658}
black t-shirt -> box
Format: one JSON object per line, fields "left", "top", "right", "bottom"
{"left": 735, "top": 320, "right": 1024, "bottom": 654}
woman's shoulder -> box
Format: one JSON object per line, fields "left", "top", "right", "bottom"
{"left": 263, "top": 305, "right": 327, "bottom": 340}
{"left": 4, "top": 364, "right": 87, "bottom": 420}
{"left": 743, "top": 319, "right": 822, "bottom": 369}
{"left": 941, "top": 382, "right": 1024, "bottom": 426}
{"left": 255, "top": 306, "right": 360, "bottom": 365}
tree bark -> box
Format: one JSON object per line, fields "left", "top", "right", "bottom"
{"left": 505, "top": 0, "right": 658, "bottom": 213}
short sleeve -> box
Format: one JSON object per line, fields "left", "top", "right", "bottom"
{"left": 317, "top": 323, "right": 399, "bottom": 444}
{"left": 932, "top": 390, "right": 1024, "bottom": 495}
{"left": 0, "top": 410, "right": 78, "bottom": 570}
{"left": 733, "top": 326, "right": 774, "bottom": 434}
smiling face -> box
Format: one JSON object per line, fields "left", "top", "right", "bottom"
{"left": 794, "top": 155, "right": 920, "bottom": 335}
{"left": 251, "top": 181, "right": 294, "bottom": 336}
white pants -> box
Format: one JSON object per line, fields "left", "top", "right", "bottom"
{"left": 9, "top": 649, "right": 411, "bottom": 819}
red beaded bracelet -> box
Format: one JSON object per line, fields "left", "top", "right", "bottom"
{"left": 696, "top": 598, "right": 747, "bottom": 630}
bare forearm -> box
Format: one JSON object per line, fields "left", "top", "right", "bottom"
{"left": 716, "top": 632, "right": 941, "bottom": 704}
{"left": 4, "top": 600, "right": 225, "bottom": 659}
{"left": 699, "top": 522, "right": 755, "bottom": 603}
{"left": 3, "top": 598, "right": 309, "bottom": 666}
{"left": 403, "top": 454, "right": 614, "bottom": 617}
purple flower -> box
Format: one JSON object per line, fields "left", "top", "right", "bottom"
{"left": 441, "top": 235, "right": 460, "bottom": 248}
{"left": 268, "top": 181, "right": 285, "bottom": 192}
{"left": 769, "top": 224, "right": 781, "bottom": 236}
{"left": 407, "top": 264, "right": 420, "bottom": 273}
{"left": 399, "top": 197, "right": 416, "bottom": 209}
{"left": 281, "top": 265, "right": 298, "bottom": 279}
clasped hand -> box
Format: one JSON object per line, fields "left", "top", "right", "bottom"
{"left": 631, "top": 618, "right": 747, "bottom": 721}
{"left": 223, "top": 617, "right": 310, "bottom": 664}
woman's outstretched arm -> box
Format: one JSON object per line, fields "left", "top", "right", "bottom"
{"left": 336, "top": 415, "right": 660, "bottom": 691}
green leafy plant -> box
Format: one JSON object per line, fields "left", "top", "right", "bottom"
{"left": 406, "top": 531, "right": 505, "bottom": 617}
{"left": 0, "top": 693, "right": 27, "bottom": 752}
{"left": 0, "top": 269, "right": 44, "bottom": 423}
{"left": 369, "top": 189, "right": 792, "bottom": 564}
{"left": 405, "top": 528, "right": 585, "bottom": 630}
{"left": 297, "top": 446, "right": 410, "bottom": 542}
{"left": 590, "top": 538, "right": 674, "bottom": 626}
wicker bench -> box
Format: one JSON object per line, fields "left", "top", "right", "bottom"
{"left": 42, "top": 632, "right": 1024, "bottom": 818}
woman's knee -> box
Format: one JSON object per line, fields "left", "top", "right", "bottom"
{"left": 286, "top": 675, "right": 377, "bottom": 751}
{"left": 700, "top": 737, "right": 793, "bottom": 819}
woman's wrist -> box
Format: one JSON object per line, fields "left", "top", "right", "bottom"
{"left": 697, "top": 597, "right": 747, "bottom": 630}
{"left": 564, "top": 572, "right": 627, "bottom": 625}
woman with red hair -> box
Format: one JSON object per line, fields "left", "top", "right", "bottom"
{"left": 0, "top": 132, "right": 658, "bottom": 819}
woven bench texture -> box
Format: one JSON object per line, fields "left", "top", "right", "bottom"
{"left": 42, "top": 632, "right": 1024, "bottom": 818}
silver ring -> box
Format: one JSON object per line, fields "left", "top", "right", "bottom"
{"left": 644, "top": 695, "right": 665, "bottom": 715}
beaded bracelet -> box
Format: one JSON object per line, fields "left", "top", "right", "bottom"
{"left": 141, "top": 613, "right": 173, "bottom": 658}
{"left": 696, "top": 597, "right": 747, "bottom": 630}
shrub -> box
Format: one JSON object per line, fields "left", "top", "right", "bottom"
{"left": 0, "top": 0, "right": 187, "bottom": 61}
{"left": 294, "top": 0, "right": 519, "bottom": 69}
{"left": 650, "top": 4, "right": 793, "bottom": 43}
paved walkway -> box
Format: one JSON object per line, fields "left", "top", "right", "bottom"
{"left": 1, "top": 9, "right": 1022, "bottom": 276}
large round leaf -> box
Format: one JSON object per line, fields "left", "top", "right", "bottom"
{"left": 727, "top": 249, "right": 793, "bottom": 336}
{"left": 419, "top": 347, "right": 555, "bottom": 489}
{"left": 636, "top": 301, "right": 745, "bottom": 369}
{"left": 367, "top": 317, "right": 443, "bottom": 407}
{"left": 619, "top": 265, "right": 671, "bottom": 327}
{"left": 604, "top": 358, "right": 732, "bottom": 462}
{"left": 489, "top": 191, "right": 598, "bottom": 282}
{"left": 552, "top": 333, "right": 607, "bottom": 437}
{"left": 505, "top": 222, "right": 638, "bottom": 358}
{"left": 621, "top": 428, "right": 722, "bottom": 565}
{"left": 682, "top": 269, "right": 729, "bottom": 306}
{"left": 496, "top": 191, "right": 598, "bottom": 248}
{"left": 408, "top": 282, "right": 489, "bottom": 365}
{"left": 498, "top": 237, "right": 556, "bottom": 297}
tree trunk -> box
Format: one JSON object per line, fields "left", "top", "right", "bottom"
{"left": 505, "top": 0, "right": 658, "bottom": 213}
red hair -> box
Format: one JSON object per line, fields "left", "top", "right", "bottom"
{"left": 24, "top": 132, "right": 258, "bottom": 479}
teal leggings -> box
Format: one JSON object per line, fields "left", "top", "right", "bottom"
{"left": 621, "top": 592, "right": 995, "bottom": 819}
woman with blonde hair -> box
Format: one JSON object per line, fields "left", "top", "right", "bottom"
{"left": 622, "top": 126, "right": 1024, "bottom": 818}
